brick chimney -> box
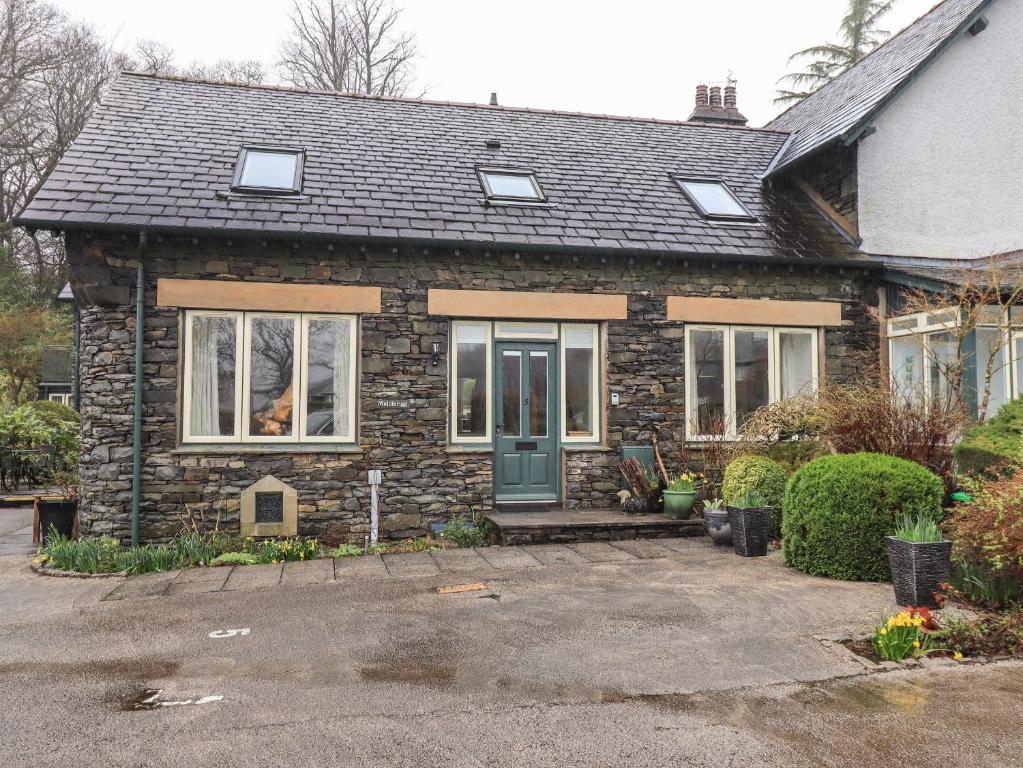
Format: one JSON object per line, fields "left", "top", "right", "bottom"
{"left": 688, "top": 79, "right": 748, "bottom": 126}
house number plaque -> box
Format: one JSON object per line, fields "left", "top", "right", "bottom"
{"left": 376, "top": 399, "right": 410, "bottom": 409}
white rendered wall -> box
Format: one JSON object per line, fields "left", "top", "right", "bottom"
{"left": 858, "top": 0, "right": 1023, "bottom": 259}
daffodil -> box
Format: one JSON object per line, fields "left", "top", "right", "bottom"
{"left": 953, "top": 651, "right": 963, "bottom": 661}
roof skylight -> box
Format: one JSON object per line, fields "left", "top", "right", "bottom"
{"left": 232, "top": 146, "right": 304, "bottom": 195}
{"left": 674, "top": 177, "right": 755, "bottom": 221}
{"left": 478, "top": 167, "right": 546, "bottom": 205}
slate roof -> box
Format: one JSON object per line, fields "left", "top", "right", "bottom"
{"left": 17, "top": 73, "right": 867, "bottom": 265}
{"left": 766, "top": 0, "right": 993, "bottom": 174}
{"left": 881, "top": 251, "right": 1023, "bottom": 289}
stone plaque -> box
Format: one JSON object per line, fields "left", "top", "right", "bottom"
{"left": 376, "top": 398, "right": 410, "bottom": 409}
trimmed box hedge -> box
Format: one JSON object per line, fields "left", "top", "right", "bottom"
{"left": 782, "top": 452, "right": 944, "bottom": 581}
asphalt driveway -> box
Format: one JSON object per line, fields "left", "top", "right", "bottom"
{"left": 1, "top": 514, "right": 1021, "bottom": 767}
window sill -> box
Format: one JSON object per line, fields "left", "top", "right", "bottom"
{"left": 446, "top": 444, "right": 494, "bottom": 454}
{"left": 173, "top": 444, "right": 364, "bottom": 456}
{"left": 562, "top": 443, "right": 611, "bottom": 452}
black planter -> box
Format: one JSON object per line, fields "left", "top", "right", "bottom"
{"left": 727, "top": 506, "right": 771, "bottom": 557}
{"left": 886, "top": 536, "right": 952, "bottom": 609}
{"left": 37, "top": 499, "right": 77, "bottom": 543}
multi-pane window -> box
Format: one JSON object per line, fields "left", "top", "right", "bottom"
{"left": 685, "top": 326, "right": 818, "bottom": 438}
{"left": 449, "top": 321, "right": 602, "bottom": 444}
{"left": 183, "top": 310, "right": 356, "bottom": 444}
{"left": 887, "top": 310, "right": 1015, "bottom": 419}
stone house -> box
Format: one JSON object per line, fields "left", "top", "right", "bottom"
{"left": 16, "top": 0, "right": 1018, "bottom": 543}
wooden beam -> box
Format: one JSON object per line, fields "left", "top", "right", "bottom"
{"left": 427, "top": 289, "right": 628, "bottom": 320}
{"left": 156, "top": 279, "right": 382, "bottom": 313}
{"left": 794, "top": 177, "right": 860, "bottom": 243}
{"left": 665, "top": 296, "right": 843, "bottom": 327}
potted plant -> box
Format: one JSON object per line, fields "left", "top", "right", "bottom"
{"left": 619, "top": 458, "right": 659, "bottom": 514}
{"left": 702, "top": 497, "right": 731, "bottom": 545}
{"left": 616, "top": 489, "right": 645, "bottom": 515}
{"left": 663, "top": 472, "right": 699, "bottom": 519}
{"left": 727, "top": 490, "right": 771, "bottom": 557}
{"left": 886, "top": 513, "right": 952, "bottom": 609}
{"left": 36, "top": 466, "right": 79, "bottom": 544}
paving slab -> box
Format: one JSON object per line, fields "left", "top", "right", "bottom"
{"left": 102, "top": 570, "right": 178, "bottom": 601}
{"left": 224, "top": 563, "right": 283, "bottom": 591}
{"left": 567, "top": 541, "right": 639, "bottom": 563}
{"left": 164, "top": 567, "right": 231, "bottom": 595}
{"left": 520, "top": 543, "right": 590, "bottom": 566}
{"left": 430, "top": 547, "right": 493, "bottom": 574}
{"left": 333, "top": 554, "right": 388, "bottom": 579}
{"left": 478, "top": 546, "right": 543, "bottom": 569}
{"left": 382, "top": 551, "right": 441, "bottom": 578}
{"left": 281, "top": 558, "right": 334, "bottom": 586}
{"left": 609, "top": 539, "right": 674, "bottom": 560}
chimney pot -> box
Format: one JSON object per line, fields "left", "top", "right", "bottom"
{"left": 489, "top": 92, "right": 498, "bottom": 106}
{"left": 709, "top": 86, "right": 722, "bottom": 109}
{"left": 724, "top": 83, "right": 737, "bottom": 109}
{"left": 695, "top": 84, "right": 709, "bottom": 108}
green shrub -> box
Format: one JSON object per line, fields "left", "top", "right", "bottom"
{"left": 764, "top": 440, "right": 829, "bottom": 474}
{"left": 723, "top": 454, "right": 788, "bottom": 536}
{"left": 331, "top": 543, "right": 364, "bottom": 558}
{"left": 0, "top": 401, "right": 80, "bottom": 471}
{"left": 210, "top": 552, "right": 258, "bottom": 567}
{"left": 442, "top": 516, "right": 486, "bottom": 548}
{"left": 955, "top": 397, "right": 1023, "bottom": 477}
{"left": 782, "top": 453, "right": 944, "bottom": 581}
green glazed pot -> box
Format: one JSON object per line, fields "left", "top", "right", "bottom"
{"left": 662, "top": 490, "right": 697, "bottom": 520}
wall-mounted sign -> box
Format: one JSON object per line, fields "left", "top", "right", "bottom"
{"left": 376, "top": 399, "right": 411, "bottom": 409}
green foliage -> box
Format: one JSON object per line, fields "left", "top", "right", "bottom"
{"left": 170, "top": 529, "right": 238, "bottom": 567}
{"left": 42, "top": 531, "right": 121, "bottom": 574}
{"left": 331, "top": 543, "right": 364, "bottom": 558}
{"left": 723, "top": 454, "right": 788, "bottom": 536}
{"left": 732, "top": 490, "right": 767, "bottom": 509}
{"left": 950, "top": 559, "right": 1021, "bottom": 609}
{"left": 702, "top": 498, "right": 725, "bottom": 511}
{"left": 955, "top": 397, "right": 1023, "bottom": 477}
{"left": 893, "top": 513, "right": 945, "bottom": 543}
{"left": 871, "top": 609, "right": 933, "bottom": 662}
{"left": 934, "top": 609, "right": 1023, "bottom": 658}
{"left": 764, "top": 440, "right": 829, "bottom": 474}
{"left": 442, "top": 516, "right": 486, "bottom": 548}
{"left": 665, "top": 471, "right": 699, "bottom": 492}
{"left": 249, "top": 537, "right": 321, "bottom": 563}
{"left": 210, "top": 552, "right": 258, "bottom": 567}
{"left": 0, "top": 400, "right": 79, "bottom": 469}
{"left": 117, "top": 544, "right": 179, "bottom": 575}
{"left": 782, "top": 453, "right": 944, "bottom": 581}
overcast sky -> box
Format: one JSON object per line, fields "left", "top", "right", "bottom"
{"left": 53, "top": 0, "right": 937, "bottom": 126}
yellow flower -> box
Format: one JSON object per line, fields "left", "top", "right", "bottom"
{"left": 879, "top": 627, "right": 888, "bottom": 636}
{"left": 912, "top": 640, "right": 921, "bottom": 649}
{"left": 953, "top": 651, "right": 963, "bottom": 661}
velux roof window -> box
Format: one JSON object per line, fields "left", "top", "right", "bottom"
{"left": 232, "top": 146, "right": 305, "bottom": 195}
{"left": 674, "top": 177, "right": 755, "bottom": 221}
{"left": 478, "top": 167, "right": 546, "bottom": 205}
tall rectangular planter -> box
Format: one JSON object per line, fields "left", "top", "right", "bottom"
{"left": 727, "top": 506, "right": 771, "bottom": 557}
{"left": 886, "top": 537, "right": 952, "bottom": 609}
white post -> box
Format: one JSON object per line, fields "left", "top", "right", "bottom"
{"left": 368, "top": 469, "right": 382, "bottom": 545}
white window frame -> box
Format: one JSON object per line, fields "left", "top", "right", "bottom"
{"left": 886, "top": 309, "right": 1017, "bottom": 413}
{"left": 685, "top": 325, "right": 819, "bottom": 441}
{"left": 48, "top": 393, "right": 71, "bottom": 406}
{"left": 494, "top": 321, "right": 559, "bottom": 340}
{"left": 450, "top": 321, "right": 493, "bottom": 445}
{"left": 1012, "top": 330, "right": 1023, "bottom": 399}
{"left": 182, "top": 310, "right": 244, "bottom": 443}
{"left": 560, "top": 323, "right": 601, "bottom": 443}
{"left": 298, "top": 314, "right": 358, "bottom": 444}
{"left": 183, "top": 309, "right": 359, "bottom": 445}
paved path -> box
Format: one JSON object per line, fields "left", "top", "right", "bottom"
{"left": 3, "top": 512, "right": 1022, "bottom": 766}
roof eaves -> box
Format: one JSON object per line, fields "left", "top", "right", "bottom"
{"left": 30, "top": 216, "right": 881, "bottom": 270}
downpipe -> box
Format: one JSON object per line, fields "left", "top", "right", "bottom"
{"left": 130, "top": 231, "right": 146, "bottom": 547}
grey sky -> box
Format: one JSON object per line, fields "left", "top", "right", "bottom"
{"left": 54, "top": 0, "right": 937, "bottom": 126}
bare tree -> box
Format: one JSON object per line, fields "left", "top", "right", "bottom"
{"left": 893, "top": 258, "right": 1023, "bottom": 423}
{"left": 126, "top": 39, "right": 266, "bottom": 85}
{"left": 278, "top": 0, "right": 418, "bottom": 96}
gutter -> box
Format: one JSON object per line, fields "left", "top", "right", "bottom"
{"left": 131, "top": 230, "right": 146, "bottom": 547}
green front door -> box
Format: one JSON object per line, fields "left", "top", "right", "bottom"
{"left": 494, "top": 341, "right": 559, "bottom": 501}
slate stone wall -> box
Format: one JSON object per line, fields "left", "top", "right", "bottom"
{"left": 68, "top": 232, "right": 879, "bottom": 542}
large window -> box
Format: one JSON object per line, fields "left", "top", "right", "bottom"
{"left": 887, "top": 310, "right": 1014, "bottom": 419}
{"left": 685, "top": 325, "right": 818, "bottom": 439}
{"left": 449, "top": 321, "right": 602, "bottom": 444}
{"left": 232, "top": 146, "right": 304, "bottom": 195}
{"left": 183, "top": 310, "right": 357, "bottom": 444}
